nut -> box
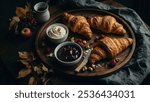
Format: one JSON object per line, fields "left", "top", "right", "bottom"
{"left": 88, "top": 67, "right": 94, "bottom": 72}
{"left": 83, "top": 66, "right": 88, "bottom": 70}
{"left": 83, "top": 51, "right": 87, "bottom": 55}
{"left": 83, "top": 40, "right": 87, "bottom": 44}
{"left": 81, "top": 66, "right": 87, "bottom": 72}
{"left": 81, "top": 68, "right": 86, "bottom": 72}
{"left": 85, "top": 45, "right": 90, "bottom": 49}
{"left": 85, "top": 50, "right": 89, "bottom": 53}
{"left": 97, "top": 64, "right": 102, "bottom": 67}
{"left": 71, "top": 37, "right": 75, "bottom": 42}
{"left": 91, "top": 64, "right": 96, "bottom": 68}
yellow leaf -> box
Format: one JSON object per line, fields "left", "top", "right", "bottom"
{"left": 18, "top": 52, "right": 29, "bottom": 59}
{"left": 19, "top": 60, "right": 31, "bottom": 69}
{"left": 34, "top": 66, "right": 42, "bottom": 75}
{"left": 9, "top": 16, "right": 20, "bottom": 30}
{"left": 36, "top": 67, "right": 42, "bottom": 75}
{"left": 18, "top": 52, "right": 35, "bottom": 61}
{"left": 28, "top": 77, "right": 37, "bottom": 85}
{"left": 25, "top": 2, "right": 32, "bottom": 12}
{"left": 9, "top": 20, "right": 17, "bottom": 30}
{"left": 17, "top": 68, "right": 32, "bottom": 78}
{"left": 41, "top": 64, "right": 49, "bottom": 73}
{"left": 33, "top": 66, "right": 38, "bottom": 72}
{"left": 12, "top": 16, "right": 20, "bottom": 22}
{"left": 16, "top": 7, "right": 26, "bottom": 18}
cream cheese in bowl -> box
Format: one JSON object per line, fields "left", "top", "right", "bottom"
{"left": 49, "top": 25, "right": 66, "bottom": 39}
{"left": 46, "top": 23, "right": 69, "bottom": 43}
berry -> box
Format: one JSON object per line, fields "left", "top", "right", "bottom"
{"left": 109, "top": 58, "right": 120, "bottom": 68}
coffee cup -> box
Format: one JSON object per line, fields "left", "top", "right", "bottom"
{"left": 34, "top": 2, "right": 50, "bottom": 23}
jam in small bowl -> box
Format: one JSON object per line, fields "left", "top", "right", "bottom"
{"left": 54, "top": 42, "right": 83, "bottom": 66}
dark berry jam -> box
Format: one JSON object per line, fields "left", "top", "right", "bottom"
{"left": 57, "top": 45, "right": 81, "bottom": 62}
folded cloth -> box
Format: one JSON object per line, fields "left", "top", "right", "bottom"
{"left": 54, "top": 0, "right": 150, "bottom": 84}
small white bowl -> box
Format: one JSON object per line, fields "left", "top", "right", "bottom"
{"left": 54, "top": 42, "right": 83, "bottom": 66}
{"left": 46, "top": 23, "right": 69, "bottom": 44}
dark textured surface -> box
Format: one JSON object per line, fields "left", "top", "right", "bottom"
{"left": 0, "top": 0, "right": 150, "bottom": 84}
{"left": 116, "top": 0, "right": 150, "bottom": 25}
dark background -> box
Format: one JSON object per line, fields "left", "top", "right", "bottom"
{"left": 0, "top": 0, "right": 150, "bottom": 84}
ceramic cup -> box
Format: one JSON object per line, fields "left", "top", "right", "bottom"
{"left": 34, "top": 2, "right": 50, "bottom": 23}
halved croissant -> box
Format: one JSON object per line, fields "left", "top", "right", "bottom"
{"left": 88, "top": 16, "right": 127, "bottom": 35}
{"left": 89, "top": 47, "right": 107, "bottom": 64}
{"left": 63, "top": 12, "right": 93, "bottom": 39}
{"left": 89, "top": 36, "right": 133, "bottom": 64}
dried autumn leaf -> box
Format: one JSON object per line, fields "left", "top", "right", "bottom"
{"left": 34, "top": 66, "right": 42, "bottom": 75}
{"left": 18, "top": 52, "right": 35, "bottom": 61}
{"left": 36, "top": 67, "right": 42, "bottom": 75}
{"left": 28, "top": 77, "right": 36, "bottom": 85}
{"left": 9, "top": 20, "right": 17, "bottom": 30}
{"left": 18, "top": 52, "right": 29, "bottom": 59}
{"left": 9, "top": 16, "right": 20, "bottom": 30}
{"left": 41, "top": 76, "right": 46, "bottom": 83}
{"left": 12, "top": 16, "right": 20, "bottom": 22}
{"left": 33, "top": 66, "right": 38, "bottom": 72}
{"left": 17, "top": 68, "right": 32, "bottom": 78}
{"left": 16, "top": 7, "right": 26, "bottom": 18}
{"left": 19, "top": 60, "right": 31, "bottom": 69}
{"left": 30, "top": 53, "right": 36, "bottom": 61}
{"left": 25, "top": 2, "right": 32, "bottom": 12}
{"left": 41, "top": 64, "right": 49, "bottom": 73}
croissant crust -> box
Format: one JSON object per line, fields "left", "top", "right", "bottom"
{"left": 63, "top": 12, "right": 93, "bottom": 39}
{"left": 89, "top": 36, "right": 133, "bottom": 64}
{"left": 88, "top": 16, "right": 127, "bottom": 35}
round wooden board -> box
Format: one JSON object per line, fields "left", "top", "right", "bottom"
{"left": 35, "top": 9, "right": 136, "bottom": 77}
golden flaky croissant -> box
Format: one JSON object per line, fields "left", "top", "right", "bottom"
{"left": 88, "top": 16, "right": 127, "bottom": 35}
{"left": 89, "top": 47, "right": 107, "bottom": 64}
{"left": 89, "top": 36, "right": 133, "bottom": 64}
{"left": 63, "top": 12, "right": 93, "bottom": 39}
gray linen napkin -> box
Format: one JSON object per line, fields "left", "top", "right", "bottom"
{"left": 54, "top": 0, "right": 150, "bottom": 84}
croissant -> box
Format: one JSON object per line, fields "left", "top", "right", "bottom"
{"left": 89, "top": 36, "right": 133, "bottom": 64}
{"left": 88, "top": 16, "right": 127, "bottom": 35}
{"left": 89, "top": 47, "right": 107, "bottom": 64}
{"left": 63, "top": 12, "right": 93, "bottom": 39}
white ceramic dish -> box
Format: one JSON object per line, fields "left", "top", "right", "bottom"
{"left": 46, "top": 23, "right": 69, "bottom": 44}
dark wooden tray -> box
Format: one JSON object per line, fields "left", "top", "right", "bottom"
{"left": 35, "top": 9, "right": 136, "bottom": 77}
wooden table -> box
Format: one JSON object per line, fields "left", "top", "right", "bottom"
{"left": 0, "top": 0, "right": 150, "bottom": 84}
